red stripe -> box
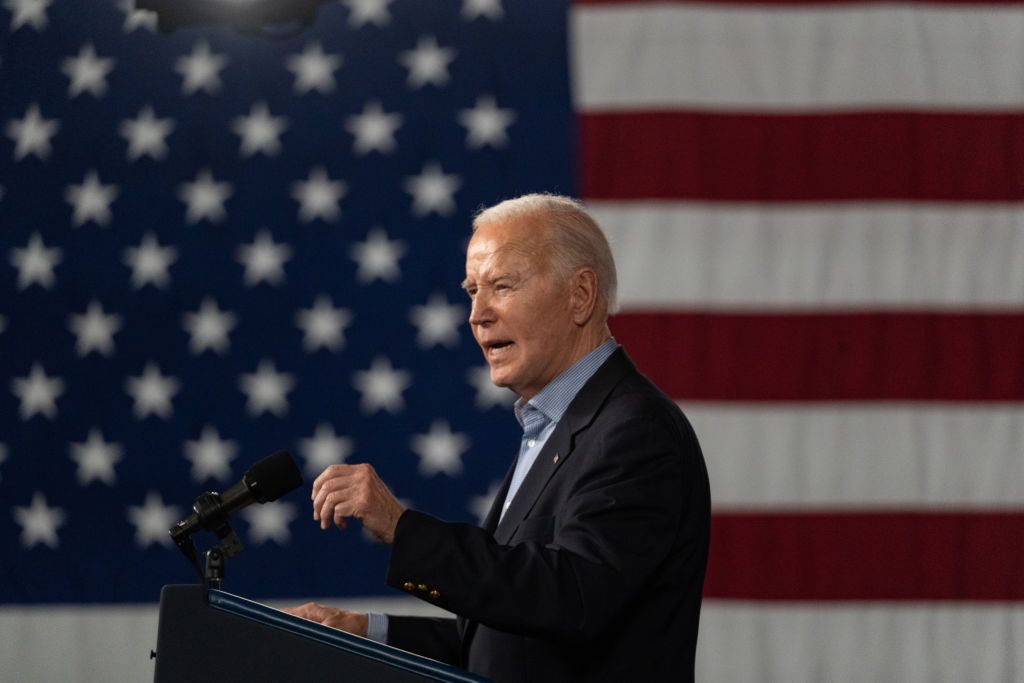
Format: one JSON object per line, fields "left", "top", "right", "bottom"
{"left": 611, "top": 311, "right": 1024, "bottom": 400}
{"left": 706, "top": 511, "right": 1024, "bottom": 600}
{"left": 579, "top": 111, "right": 1024, "bottom": 201}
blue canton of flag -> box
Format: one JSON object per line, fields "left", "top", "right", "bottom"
{"left": 0, "top": 0, "right": 574, "bottom": 604}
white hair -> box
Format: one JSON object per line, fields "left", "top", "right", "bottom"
{"left": 473, "top": 193, "right": 619, "bottom": 315}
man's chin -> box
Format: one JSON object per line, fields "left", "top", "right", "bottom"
{"left": 488, "top": 368, "right": 514, "bottom": 392}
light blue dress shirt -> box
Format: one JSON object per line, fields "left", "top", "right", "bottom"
{"left": 366, "top": 338, "right": 619, "bottom": 644}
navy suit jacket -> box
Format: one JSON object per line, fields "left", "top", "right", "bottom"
{"left": 385, "top": 349, "right": 710, "bottom": 682}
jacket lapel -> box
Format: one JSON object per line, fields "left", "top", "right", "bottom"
{"left": 492, "top": 349, "right": 633, "bottom": 545}
{"left": 492, "top": 425, "right": 570, "bottom": 544}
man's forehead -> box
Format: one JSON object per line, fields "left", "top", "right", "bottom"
{"left": 466, "top": 226, "right": 541, "bottom": 269}
{"left": 466, "top": 244, "right": 540, "bottom": 283}
{"left": 468, "top": 237, "right": 533, "bottom": 261}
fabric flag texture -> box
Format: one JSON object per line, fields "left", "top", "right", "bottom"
{"left": 0, "top": 0, "right": 1021, "bottom": 680}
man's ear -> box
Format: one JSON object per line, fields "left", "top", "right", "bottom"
{"left": 570, "top": 268, "right": 599, "bottom": 325}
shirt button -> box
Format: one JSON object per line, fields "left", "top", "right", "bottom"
{"left": 527, "top": 439, "right": 536, "bottom": 447}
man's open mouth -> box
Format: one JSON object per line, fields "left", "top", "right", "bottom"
{"left": 485, "top": 340, "right": 514, "bottom": 356}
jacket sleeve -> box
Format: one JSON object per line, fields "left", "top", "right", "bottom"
{"left": 385, "top": 615, "right": 461, "bottom": 665}
{"left": 385, "top": 405, "right": 700, "bottom": 642}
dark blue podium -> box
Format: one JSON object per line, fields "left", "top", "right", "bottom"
{"left": 153, "top": 585, "right": 486, "bottom": 682}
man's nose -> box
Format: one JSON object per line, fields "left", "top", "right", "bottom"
{"left": 469, "top": 291, "right": 493, "bottom": 326}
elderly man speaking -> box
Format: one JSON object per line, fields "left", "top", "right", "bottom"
{"left": 286, "top": 194, "right": 711, "bottom": 682}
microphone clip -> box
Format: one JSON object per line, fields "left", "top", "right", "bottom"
{"left": 170, "top": 490, "right": 244, "bottom": 588}
{"left": 192, "top": 491, "right": 244, "bottom": 558}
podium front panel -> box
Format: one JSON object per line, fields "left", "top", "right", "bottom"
{"left": 153, "top": 585, "right": 486, "bottom": 682}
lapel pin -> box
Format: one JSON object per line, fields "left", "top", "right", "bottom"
{"left": 553, "top": 453, "right": 560, "bottom": 464}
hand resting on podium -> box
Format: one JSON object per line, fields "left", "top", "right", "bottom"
{"left": 281, "top": 602, "right": 370, "bottom": 638}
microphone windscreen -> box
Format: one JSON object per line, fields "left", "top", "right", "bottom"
{"left": 245, "top": 450, "right": 303, "bottom": 503}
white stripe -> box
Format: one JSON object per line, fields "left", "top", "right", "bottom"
{"left": 0, "top": 604, "right": 159, "bottom": 682}
{"left": 682, "top": 403, "right": 1024, "bottom": 508}
{"left": 591, "top": 202, "right": 1024, "bottom": 309}
{"left": 4, "top": 600, "right": 1020, "bottom": 681}
{"left": 572, "top": 5, "right": 1024, "bottom": 111}
{"left": 698, "top": 602, "right": 1024, "bottom": 682}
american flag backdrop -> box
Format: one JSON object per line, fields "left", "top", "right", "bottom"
{"left": 1, "top": 0, "right": 1023, "bottom": 681}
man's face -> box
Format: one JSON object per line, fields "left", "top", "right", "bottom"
{"left": 463, "top": 219, "right": 578, "bottom": 400}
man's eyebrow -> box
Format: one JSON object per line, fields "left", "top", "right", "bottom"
{"left": 460, "top": 273, "right": 517, "bottom": 290}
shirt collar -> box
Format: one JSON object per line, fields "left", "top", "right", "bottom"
{"left": 514, "top": 338, "right": 618, "bottom": 428}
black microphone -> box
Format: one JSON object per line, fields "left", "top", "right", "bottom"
{"left": 169, "top": 450, "right": 303, "bottom": 548}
